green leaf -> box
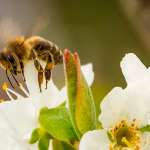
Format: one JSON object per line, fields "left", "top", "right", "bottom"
{"left": 140, "top": 124, "right": 150, "bottom": 132}
{"left": 39, "top": 106, "right": 78, "bottom": 142}
{"left": 29, "top": 126, "right": 52, "bottom": 144}
{"left": 29, "top": 128, "right": 40, "bottom": 144}
{"left": 38, "top": 135, "right": 50, "bottom": 150}
{"left": 52, "top": 140, "right": 77, "bottom": 150}
{"left": 64, "top": 50, "right": 97, "bottom": 136}
{"left": 58, "top": 101, "right": 66, "bottom": 107}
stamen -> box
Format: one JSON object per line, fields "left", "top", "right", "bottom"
{"left": 7, "top": 88, "right": 24, "bottom": 99}
{"left": 122, "top": 137, "right": 132, "bottom": 147}
{"left": 6, "top": 91, "right": 15, "bottom": 100}
{"left": 19, "top": 83, "right": 29, "bottom": 97}
{"left": 2, "top": 82, "right": 15, "bottom": 100}
{"left": 2, "top": 82, "right": 24, "bottom": 100}
{"left": 2, "top": 82, "right": 8, "bottom": 91}
{"left": 108, "top": 119, "right": 141, "bottom": 149}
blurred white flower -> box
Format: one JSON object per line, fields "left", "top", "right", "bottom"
{"left": 0, "top": 61, "right": 94, "bottom": 150}
{"left": 80, "top": 53, "right": 150, "bottom": 150}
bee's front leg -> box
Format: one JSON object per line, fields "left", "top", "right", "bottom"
{"left": 34, "top": 59, "right": 44, "bottom": 92}
{"left": 20, "top": 61, "right": 26, "bottom": 82}
{"left": 6, "top": 69, "right": 15, "bottom": 89}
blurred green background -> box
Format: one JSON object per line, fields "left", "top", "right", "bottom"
{"left": 0, "top": 0, "right": 150, "bottom": 113}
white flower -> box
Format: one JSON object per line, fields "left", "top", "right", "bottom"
{"left": 0, "top": 61, "right": 94, "bottom": 150}
{"left": 80, "top": 53, "right": 150, "bottom": 150}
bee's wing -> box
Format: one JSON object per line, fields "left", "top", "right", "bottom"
{"left": 30, "top": 16, "right": 50, "bottom": 36}
{"left": 0, "top": 17, "right": 22, "bottom": 46}
{"left": 0, "top": 16, "right": 49, "bottom": 47}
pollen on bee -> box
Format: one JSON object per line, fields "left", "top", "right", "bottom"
{"left": 2, "top": 82, "right": 8, "bottom": 91}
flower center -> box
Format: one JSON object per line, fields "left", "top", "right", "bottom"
{"left": 108, "top": 119, "right": 141, "bottom": 150}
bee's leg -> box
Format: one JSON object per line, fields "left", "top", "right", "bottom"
{"left": 20, "top": 61, "right": 26, "bottom": 82}
{"left": 44, "top": 54, "right": 55, "bottom": 89}
{"left": 38, "top": 52, "right": 54, "bottom": 89}
{"left": 6, "top": 70, "right": 15, "bottom": 89}
{"left": 34, "top": 59, "right": 44, "bottom": 92}
{"left": 31, "top": 49, "right": 44, "bottom": 92}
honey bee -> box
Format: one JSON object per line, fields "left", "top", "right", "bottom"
{"left": 0, "top": 36, "right": 63, "bottom": 92}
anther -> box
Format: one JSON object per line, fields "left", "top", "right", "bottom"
{"left": 2, "top": 82, "right": 8, "bottom": 91}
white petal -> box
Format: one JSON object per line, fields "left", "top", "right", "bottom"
{"left": 141, "top": 133, "right": 150, "bottom": 150}
{"left": 59, "top": 87, "right": 68, "bottom": 107}
{"left": 124, "top": 86, "right": 150, "bottom": 126}
{"left": 48, "top": 140, "right": 53, "bottom": 150}
{"left": 0, "top": 100, "right": 38, "bottom": 150}
{"left": 120, "top": 53, "right": 148, "bottom": 85}
{"left": 81, "top": 63, "right": 94, "bottom": 86}
{"left": 100, "top": 54, "right": 150, "bottom": 128}
{"left": 0, "top": 129, "right": 37, "bottom": 150}
{"left": 50, "top": 86, "right": 66, "bottom": 108}
{"left": 31, "top": 80, "right": 64, "bottom": 111}
{"left": 79, "top": 130, "right": 109, "bottom": 150}
{"left": 59, "top": 87, "right": 67, "bottom": 102}
{"left": 99, "top": 87, "right": 128, "bottom": 128}
{"left": 100, "top": 85, "right": 150, "bottom": 128}
{"left": 42, "top": 80, "right": 63, "bottom": 108}
{"left": 0, "top": 112, "right": 15, "bottom": 137}
{"left": 24, "top": 61, "right": 40, "bottom": 95}
{"left": 0, "top": 132, "right": 27, "bottom": 150}
{"left": 0, "top": 99, "right": 36, "bottom": 139}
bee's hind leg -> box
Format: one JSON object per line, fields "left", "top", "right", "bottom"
{"left": 31, "top": 49, "right": 44, "bottom": 92}
{"left": 34, "top": 59, "right": 44, "bottom": 92}
{"left": 38, "top": 52, "right": 54, "bottom": 89}
{"left": 44, "top": 54, "right": 54, "bottom": 89}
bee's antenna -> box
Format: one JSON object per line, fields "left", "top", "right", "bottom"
{"left": 10, "top": 72, "right": 20, "bottom": 86}
{"left": 6, "top": 70, "right": 15, "bottom": 89}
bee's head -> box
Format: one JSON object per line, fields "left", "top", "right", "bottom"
{"left": 6, "top": 36, "right": 25, "bottom": 52}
